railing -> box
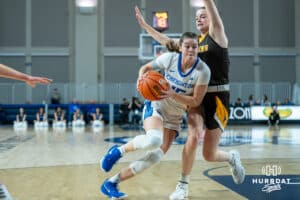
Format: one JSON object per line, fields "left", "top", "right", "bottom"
{"left": 0, "top": 82, "right": 294, "bottom": 105}
{"left": 292, "top": 83, "right": 300, "bottom": 105}
{"left": 230, "top": 82, "right": 292, "bottom": 105}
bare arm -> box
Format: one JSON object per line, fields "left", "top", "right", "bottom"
{"left": 43, "top": 114, "right": 47, "bottom": 121}
{"left": 163, "top": 84, "right": 208, "bottom": 108}
{"left": 54, "top": 113, "right": 58, "bottom": 121}
{"left": 203, "top": 0, "right": 228, "bottom": 47}
{"left": 136, "top": 62, "right": 154, "bottom": 93}
{"left": 0, "top": 64, "right": 52, "bottom": 87}
{"left": 138, "top": 61, "right": 153, "bottom": 78}
{"left": 135, "top": 6, "right": 170, "bottom": 46}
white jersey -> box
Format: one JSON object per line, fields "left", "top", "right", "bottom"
{"left": 144, "top": 52, "right": 210, "bottom": 131}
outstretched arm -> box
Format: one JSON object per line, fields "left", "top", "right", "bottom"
{"left": 0, "top": 64, "right": 52, "bottom": 87}
{"left": 135, "top": 6, "right": 171, "bottom": 46}
{"left": 202, "top": 0, "right": 228, "bottom": 47}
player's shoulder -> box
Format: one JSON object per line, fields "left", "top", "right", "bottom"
{"left": 155, "top": 52, "right": 178, "bottom": 67}
{"left": 196, "top": 58, "right": 209, "bottom": 71}
{"left": 194, "top": 58, "right": 211, "bottom": 77}
{"left": 157, "top": 52, "right": 177, "bottom": 60}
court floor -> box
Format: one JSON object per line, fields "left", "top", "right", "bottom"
{"left": 0, "top": 124, "right": 300, "bottom": 200}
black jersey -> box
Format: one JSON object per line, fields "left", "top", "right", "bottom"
{"left": 198, "top": 34, "right": 230, "bottom": 86}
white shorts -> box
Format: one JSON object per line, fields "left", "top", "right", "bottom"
{"left": 142, "top": 100, "right": 183, "bottom": 132}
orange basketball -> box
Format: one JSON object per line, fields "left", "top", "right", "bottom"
{"left": 137, "top": 70, "right": 170, "bottom": 101}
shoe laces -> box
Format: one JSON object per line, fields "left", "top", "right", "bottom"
{"left": 176, "top": 182, "right": 188, "bottom": 192}
{"left": 106, "top": 182, "right": 120, "bottom": 194}
{"left": 230, "top": 152, "right": 241, "bottom": 167}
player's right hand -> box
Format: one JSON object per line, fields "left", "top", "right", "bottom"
{"left": 135, "top": 6, "right": 147, "bottom": 28}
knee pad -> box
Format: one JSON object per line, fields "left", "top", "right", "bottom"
{"left": 132, "top": 129, "right": 162, "bottom": 150}
{"left": 130, "top": 148, "right": 164, "bottom": 174}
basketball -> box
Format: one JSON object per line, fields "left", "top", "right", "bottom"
{"left": 137, "top": 70, "right": 170, "bottom": 101}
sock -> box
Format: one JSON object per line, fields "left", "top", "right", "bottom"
{"left": 228, "top": 152, "right": 234, "bottom": 166}
{"left": 179, "top": 174, "right": 190, "bottom": 184}
{"left": 108, "top": 173, "right": 121, "bottom": 183}
{"left": 118, "top": 146, "right": 126, "bottom": 156}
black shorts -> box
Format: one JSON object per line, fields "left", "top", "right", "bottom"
{"left": 201, "top": 91, "right": 230, "bottom": 131}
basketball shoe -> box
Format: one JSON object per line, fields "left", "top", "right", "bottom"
{"left": 169, "top": 181, "right": 188, "bottom": 200}
{"left": 0, "top": 184, "right": 13, "bottom": 200}
{"left": 100, "top": 179, "right": 127, "bottom": 199}
{"left": 229, "top": 150, "right": 245, "bottom": 184}
{"left": 100, "top": 145, "right": 122, "bottom": 172}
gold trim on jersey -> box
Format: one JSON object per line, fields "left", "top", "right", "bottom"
{"left": 198, "top": 33, "right": 208, "bottom": 43}
{"left": 213, "top": 96, "right": 228, "bottom": 132}
{"left": 198, "top": 45, "right": 208, "bottom": 53}
{"left": 198, "top": 34, "right": 209, "bottom": 53}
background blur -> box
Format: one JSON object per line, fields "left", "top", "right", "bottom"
{"left": 0, "top": 0, "right": 299, "bottom": 104}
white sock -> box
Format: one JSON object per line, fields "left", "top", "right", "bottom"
{"left": 179, "top": 174, "right": 190, "bottom": 184}
{"left": 109, "top": 173, "right": 121, "bottom": 183}
{"left": 118, "top": 146, "right": 126, "bottom": 156}
{"left": 228, "top": 152, "right": 234, "bottom": 166}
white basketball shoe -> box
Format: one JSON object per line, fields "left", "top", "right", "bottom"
{"left": 169, "top": 181, "right": 188, "bottom": 200}
{"left": 0, "top": 184, "right": 14, "bottom": 200}
{"left": 229, "top": 150, "right": 245, "bottom": 184}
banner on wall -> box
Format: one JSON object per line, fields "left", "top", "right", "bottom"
{"left": 251, "top": 106, "right": 300, "bottom": 121}
{"left": 229, "top": 106, "right": 251, "bottom": 120}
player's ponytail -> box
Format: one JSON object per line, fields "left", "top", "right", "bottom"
{"left": 166, "top": 39, "right": 180, "bottom": 53}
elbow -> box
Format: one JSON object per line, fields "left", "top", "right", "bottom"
{"left": 190, "top": 100, "right": 201, "bottom": 108}
{"left": 190, "top": 95, "right": 204, "bottom": 108}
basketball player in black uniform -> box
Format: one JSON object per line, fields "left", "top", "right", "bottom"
{"left": 135, "top": 0, "right": 245, "bottom": 199}
{"left": 0, "top": 63, "right": 51, "bottom": 199}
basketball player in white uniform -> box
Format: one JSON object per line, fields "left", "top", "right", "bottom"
{"left": 99, "top": 32, "right": 211, "bottom": 199}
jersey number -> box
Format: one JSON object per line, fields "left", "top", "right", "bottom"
{"left": 172, "top": 85, "right": 186, "bottom": 94}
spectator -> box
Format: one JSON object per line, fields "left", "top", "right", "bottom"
{"left": 54, "top": 107, "right": 65, "bottom": 122}
{"left": 15, "top": 107, "right": 27, "bottom": 123}
{"left": 86, "top": 104, "right": 97, "bottom": 123}
{"left": 51, "top": 88, "right": 61, "bottom": 104}
{"left": 234, "top": 98, "right": 244, "bottom": 107}
{"left": 91, "top": 107, "right": 104, "bottom": 127}
{"left": 282, "top": 98, "right": 294, "bottom": 105}
{"left": 35, "top": 107, "right": 47, "bottom": 123}
{"left": 247, "top": 94, "right": 255, "bottom": 106}
{"left": 53, "top": 107, "right": 66, "bottom": 128}
{"left": 14, "top": 107, "right": 27, "bottom": 129}
{"left": 128, "top": 97, "right": 142, "bottom": 125}
{"left": 34, "top": 107, "right": 48, "bottom": 128}
{"left": 268, "top": 106, "right": 280, "bottom": 126}
{"left": 254, "top": 98, "right": 261, "bottom": 105}
{"left": 262, "top": 94, "right": 271, "bottom": 106}
{"left": 72, "top": 108, "right": 85, "bottom": 127}
{"left": 119, "top": 98, "right": 129, "bottom": 124}
{"left": 275, "top": 99, "right": 281, "bottom": 106}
